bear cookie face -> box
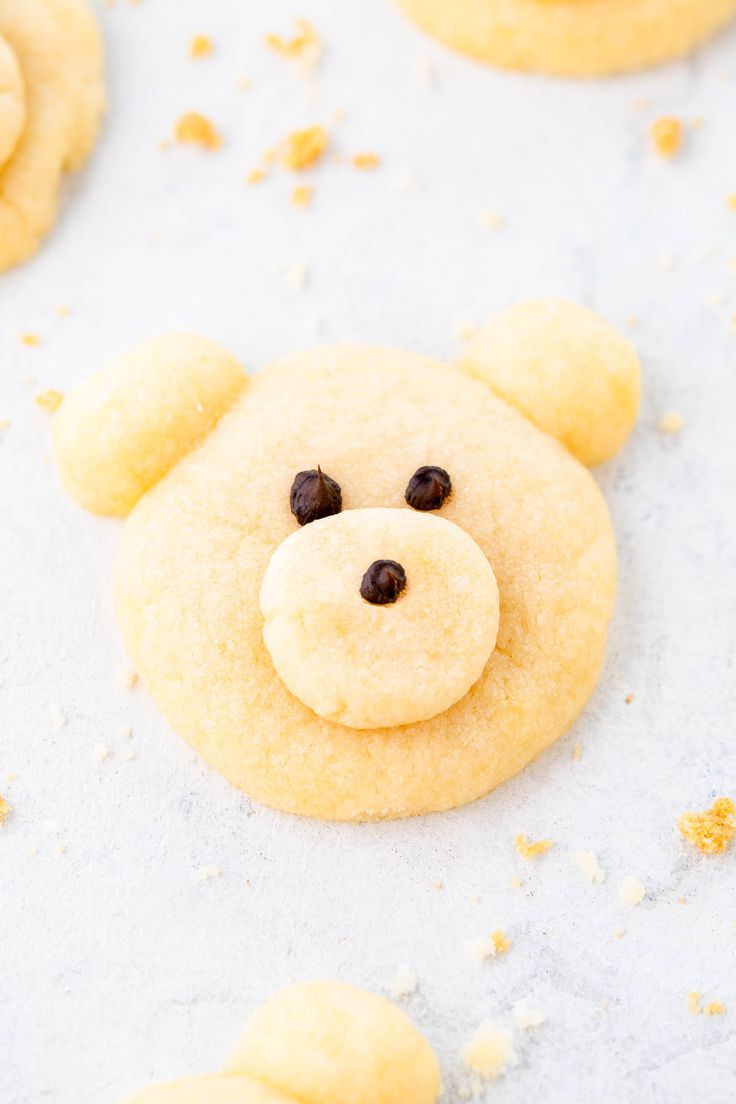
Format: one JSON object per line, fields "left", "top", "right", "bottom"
{"left": 396, "top": 0, "right": 736, "bottom": 77}
{"left": 53, "top": 300, "right": 640, "bottom": 821}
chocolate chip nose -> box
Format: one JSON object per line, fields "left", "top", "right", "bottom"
{"left": 290, "top": 466, "right": 342, "bottom": 526}
{"left": 360, "top": 559, "right": 407, "bottom": 605}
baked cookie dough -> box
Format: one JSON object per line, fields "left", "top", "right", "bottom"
{"left": 396, "top": 0, "right": 736, "bottom": 76}
{"left": 54, "top": 299, "right": 639, "bottom": 820}
{"left": 123, "top": 982, "right": 440, "bottom": 1104}
{"left": 0, "top": 0, "right": 105, "bottom": 273}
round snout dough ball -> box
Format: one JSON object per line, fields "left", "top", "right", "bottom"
{"left": 125, "top": 1076, "right": 298, "bottom": 1104}
{"left": 226, "top": 982, "right": 440, "bottom": 1104}
{"left": 395, "top": 0, "right": 736, "bottom": 77}
{"left": 463, "top": 299, "right": 640, "bottom": 467}
{"left": 53, "top": 334, "right": 247, "bottom": 517}
{"left": 260, "top": 508, "right": 500, "bottom": 729}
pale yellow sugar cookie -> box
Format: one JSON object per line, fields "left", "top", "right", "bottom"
{"left": 0, "top": 0, "right": 105, "bottom": 273}
{"left": 53, "top": 334, "right": 247, "bottom": 516}
{"left": 225, "top": 983, "right": 440, "bottom": 1104}
{"left": 122, "top": 983, "right": 440, "bottom": 1104}
{"left": 463, "top": 299, "right": 640, "bottom": 466}
{"left": 396, "top": 0, "right": 736, "bottom": 76}
{"left": 260, "top": 508, "right": 500, "bottom": 729}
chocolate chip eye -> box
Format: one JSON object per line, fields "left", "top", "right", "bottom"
{"left": 360, "top": 560, "right": 407, "bottom": 605}
{"left": 405, "top": 466, "right": 452, "bottom": 511}
{"left": 290, "top": 467, "right": 342, "bottom": 526}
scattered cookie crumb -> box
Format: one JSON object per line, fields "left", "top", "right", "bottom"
{"left": 573, "top": 850, "right": 605, "bottom": 883}
{"left": 174, "top": 112, "right": 221, "bottom": 150}
{"left": 492, "top": 929, "right": 510, "bottom": 955}
{"left": 189, "top": 34, "right": 213, "bottom": 58}
{"left": 511, "top": 998, "right": 546, "bottom": 1030}
{"left": 432, "top": 880, "right": 444, "bottom": 891}
{"left": 56, "top": 841, "right": 67, "bottom": 856}
{"left": 620, "top": 876, "right": 646, "bottom": 907}
{"left": 705, "top": 1000, "right": 726, "bottom": 1016}
{"left": 650, "top": 116, "right": 683, "bottom": 158}
{"left": 265, "top": 18, "right": 320, "bottom": 60}
{"left": 509, "top": 876, "right": 523, "bottom": 890}
{"left": 282, "top": 126, "right": 328, "bottom": 171}
{"left": 291, "top": 185, "right": 313, "bottom": 209}
{"left": 236, "top": 77, "right": 253, "bottom": 91}
{"left": 352, "top": 152, "right": 381, "bottom": 171}
{"left": 657, "top": 411, "right": 684, "bottom": 434}
{"left": 93, "top": 743, "right": 110, "bottom": 764}
{"left": 687, "top": 991, "right": 725, "bottom": 1016}
{"left": 573, "top": 742, "right": 583, "bottom": 761}
{"left": 0, "top": 418, "right": 9, "bottom": 431}
{"left": 197, "top": 864, "right": 222, "bottom": 883}
{"left": 389, "top": 964, "right": 417, "bottom": 999}
{"left": 0, "top": 796, "right": 11, "bottom": 826}
{"left": 515, "top": 833, "right": 553, "bottom": 861}
{"left": 463, "top": 1022, "right": 518, "bottom": 1080}
{"left": 688, "top": 991, "right": 703, "bottom": 1014}
{"left": 57, "top": 304, "right": 71, "bottom": 318}
{"left": 468, "top": 929, "right": 510, "bottom": 962}
{"left": 19, "top": 333, "right": 40, "bottom": 347}
{"left": 35, "top": 390, "right": 64, "bottom": 413}
{"left": 614, "top": 928, "right": 625, "bottom": 940}
{"left": 678, "top": 797, "right": 736, "bottom": 854}
{"left": 478, "top": 210, "right": 504, "bottom": 231}
{"left": 117, "top": 668, "right": 138, "bottom": 689}
{"left": 727, "top": 195, "right": 736, "bottom": 210}
{"left": 677, "top": 896, "right": 687, "bottom": 905}
{"left": 246, "top": 168, "right": 266, "bottom": 185}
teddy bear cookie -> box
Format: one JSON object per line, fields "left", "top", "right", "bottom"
{"left": 53, "top": 299, "right": 639, "bottom": 821}
{"left": 0, "top": 0, "right": 105, "bottom": 273}
{"left": 396, "top": 0, "right": 736, "bottom": 76}
{"left": 122, "top": 982, "right": 440, "bottom": 1104}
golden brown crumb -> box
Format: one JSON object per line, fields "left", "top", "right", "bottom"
{"left": 291, "top": 185, "right": 313, "bottom": 208}
{"left": 19, "top": 333, "right": 40, "bottom": 347}
{"left": 509, "top": 876, "right": 523, "bottom": 889}
{"left": 0, "top": 418, "right": 10, "bottom": 431}
{"left": 265, "top": 18, "right": 320, "bottom": 59}
{"left": 491, "top": 929, "right": 510, "bottom": 955}
{"left": 0, "top": 796, "right": 10, "bottom": 826}
{"left": 614, "top": 928, "right": 625, "bottom": 939}
{"left": 352, "top": 152, "right": 381, "bottom": 171}
{"left": 190, "top": 34, "right": 213, "bottom": 59}
{"left": 282, "top": 126, "right": 328, "bottom": 171}
{"left": 246, "top": 168, "right": 266, "bottom": 185}
{"left": 572, "top": 742, "right": 583, "bottom": 761}
{"left": 432, "top": 880, "right": 444, "bottom": 891}
{"left": 625, "top": 692, "right": 636, "bottom": 704}
{"left": 688, "top": 991, "right": 702, "bottom": 1014}
{"left": 727, "top": 194, "right": 736, "bottom": 210}
{"left": 56, "top": 304, "right": 71, "bottom": 318}
{"left": 679, "top": 797, "right": 736, "bottom": 854}
{"left": 677, "top": 896, "right": 687, "bottom": 905}
{"left": 705, "top": 1001, "right": 726, "bottom": 1016}
{"left": 174, "top": 112, "right": 222, "bottom": 150}
{"left": 35, "top": 389, "right": 64, "bottom": 413}
{"left": 515, "top": 833, "right": 553, "bottom": 860}
{"left": 658, "top": 411, "right": 684, "bottom": 434}
{"left": 650, "top": 117, "right": 683, "bottom": 158}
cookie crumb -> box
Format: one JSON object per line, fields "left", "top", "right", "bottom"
{"left": 19, "top": 333, "right": 40, "bottom": 347}
{"left": 614, "top": 927, "right": 625, "bottom": 940}
{"left": 93, "top": 743, "right": 110, "bottom": 764}
{"left": 677, "top": 896, "right": 687, "bottom": 905}
{"left": 573, "top": 741, "right": 583, "bottom": 761}
{"left": 432, "top": 880, "right": 444, "bottom": 891}
{"left": 511, "top": 998, "right": 546, "bottom": 1029}
{"left": 515, "top": 833, "right": 553, "bottom": 860}
{"left": 705, "top": 1001, "right": 726, "bottom": 1016}
{"left": 117, "top": 668, "right": 138, "bottom": 689}
{"left": 236, "top": 77, "right": 253, "bottom": 91}
{"left": 0, "top": 796, "right": 11, "bottom": 826}
{"left": 246, "top": 168, "right": 266, "bottom": 185}
{"left": 57, "top": 304, "right": 71, "bottom": 318}
{"left": 509, "top": 876, "right": 523, "bottom": 890}
{"left": 265, "top": 19, "right": 320, "bottom": 59}
{"left": 389, "top": 964, "right": 417, "bottom": 999}
{"left": 478, "top": 210, "right": 504, "bottom": 231}
{"left": 620, "top": 876, "right": 646, "bottom": 907}
{"left": 35, "top": 389, "right": 64, "bottom": 413}
{"left": 468, "top": 929, "right": 509, "bottom": 961}
{"left": 190, "top": 34, "right": 213, "bottom": 58}
{"left": 174, "top": 112, "right": 222, "bottom": 150}
{"left": 678, "top": 797, "right": 736, "bottom": 854}
{"left": 657, "top": 411, "right": 684, "bottom": 434}
{"left": 291, "top": 185, "right": 313, "bottom": 209}
{"left": 0, "top": 418, "right": 9, "bottom": 431}
{"left": 573, "top": 850, "right": 605, "bottom": 883}
{"left": 463, "top": 1022, "right": 518, "bottom": 1079}
{"left": 650, "top": 116, "right": 683, "bottom": 158}
{"left": 352, "top": 152, "right": 381, "bottom": 171}
{"left": 282, "top": 126, "right": 328, "bottom": 171}
{"left": 727, "top": 194, "right": 736, "bottom": 210}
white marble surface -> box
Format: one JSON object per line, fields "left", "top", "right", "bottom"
{"left": 2, "top": 1, "right": 736, "bottom": 1101}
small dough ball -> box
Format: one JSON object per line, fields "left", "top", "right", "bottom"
{"left": 463, "top": 299, "right": 640, "bottom": 466}
{"left": 226, "top": 982, "right": 441, "bottom": 1104}
{"left": 260, "top": 508, "right": 500, "bottom": 729}
{"left": 53, "top": 334, "right": 247, "bottom": 516}
{"left": 124, "top": 1075, "right": 298, "bottom": 1104}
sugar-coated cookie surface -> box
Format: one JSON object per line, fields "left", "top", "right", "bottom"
{"left": 0, "top": 0, "right": 105, "bottom": 272}
{"left": 123, "top": 983, "right": 440, "bottom": 1104}
{"left": 396, "top": 0, "right": 736, "bottom": 76}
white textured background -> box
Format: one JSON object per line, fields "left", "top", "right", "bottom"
{"left": 2, "top": 1, "right": 736, "bottom": 1101}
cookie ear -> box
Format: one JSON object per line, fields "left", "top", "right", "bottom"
{"left": 53, "top": 333, "right": 247, "bottom": 516}
{"left": 461, "top": 298, "right": 641, "bottom": 466}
